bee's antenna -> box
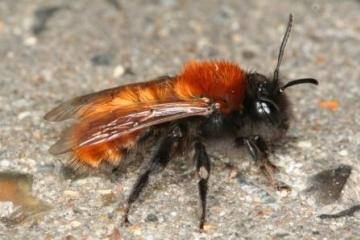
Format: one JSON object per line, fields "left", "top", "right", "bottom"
{"left": 273, "top": 14, "right": 293, "bottom": 84}
{"left": 280, "top": 78, "right": 318, "bottom": 92}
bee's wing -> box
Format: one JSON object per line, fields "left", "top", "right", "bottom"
{"left": 49, "top": 99, "right": 218, "bottom": 155}
{"left": 44, "top": 75, "right": 172, "bottom": 122}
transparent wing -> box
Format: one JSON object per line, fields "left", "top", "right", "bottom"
{"left": 49, "top": 99, "right": 218, "bottom": 155}
{"left": 44, "top": 76, "right": 172, "bottom": 122}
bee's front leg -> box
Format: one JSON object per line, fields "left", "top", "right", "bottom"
{"left": 235, "top": 135, "right": 291, "bottom": 191}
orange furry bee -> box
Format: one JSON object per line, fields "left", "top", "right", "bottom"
{"left": 45, "top": 15, "right": 318, "bottom": 230}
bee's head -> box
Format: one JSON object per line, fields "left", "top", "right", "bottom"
{"left": 241, "top": 14, "right": 318, "bottom": 139}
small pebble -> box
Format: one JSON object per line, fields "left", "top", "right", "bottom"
{"left": 70, "top": 220, "right": 82, "bottom": 228}
{"left": 338, "top": 150, "right": 348, "bottom": 156}
{"left": 23, "top": 36, "right": 37, "bottom": 46}
{"left": 17, "top": 111, "right": 32, "bottom": 120}
{"left": 97, "top": 189, "right": 112, "bottom": 195}
{"left": 297, "top": 141, "right": 312, "bottom": 148}
{"left": 91, "top": 53, "right": 113, "bottom": 66}
{"left": 242, "top": 49, "right": 256, "bottom": 59}
{"left": 145, "top": 213, "right": 158, "bottom": 222}
{"left": 113, "top": 65, "right": 125, "bottom": 78}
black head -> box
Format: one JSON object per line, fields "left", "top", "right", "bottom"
{"left": 241, "top": 14, "right": 318, "bottom": 139}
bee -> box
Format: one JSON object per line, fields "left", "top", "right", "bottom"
{"left": 44, "top": 14, "right": 318, "bottom": 230}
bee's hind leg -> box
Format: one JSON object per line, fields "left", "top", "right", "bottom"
{"left": 123, "top": 124, "right": 186, "bottom": 225}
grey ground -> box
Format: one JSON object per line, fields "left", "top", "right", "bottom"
{"left": 0, "top": 0, "right": 359, "bottom": 239}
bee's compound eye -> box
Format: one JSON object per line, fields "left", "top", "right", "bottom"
{"left": 256, "top": 101, "right": 271, "bottom": 115}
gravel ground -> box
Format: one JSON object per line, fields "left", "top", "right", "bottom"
{"left": 0, "top": 0, "right": 359, "bottom": 239}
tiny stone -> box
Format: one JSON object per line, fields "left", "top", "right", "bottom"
{"left": 145, "top": 213, "right": 158, "bottom": 222}
{"left": 279, "top": 188, "right": 290, "bottom": 197}
{"left": 338, "top": 149, "right": 348, "bottom": 156}
{"left": 297, "top": 141, "right": 312, "bottom": 148}
{"left": 113, "top": 65, "right": 125, "bottom": 78}
{"left": 242, "top": 50, "right": 256, "bottom": 59}
{"left": 97, "top": 189, "right": 112, "bottom": 195}
{"left": 17, "top": 111, "right": 32, "bottom": 120}
{"left": 23, "top": 36, "right": 37, "bottom": 46}
{"left": 70, "top": 220, "right": 82, "bottom": 228}
{"left": 91, "top": 53, "right": 113, "bottom": 66}
{"left": 0, "top": 160, "right": 11, "bottom": 167}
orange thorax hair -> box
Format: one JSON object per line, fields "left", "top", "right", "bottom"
{"left": 78, "top": 61, "right": 246, "bottom": 118}
{"left": 174, "top": 61, "right": 246, "bottom": 113}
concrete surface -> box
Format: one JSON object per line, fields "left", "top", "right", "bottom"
{"left": 0, "top": 0, "right": 359, "bottom": 239}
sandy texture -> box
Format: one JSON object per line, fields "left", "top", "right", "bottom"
{"left": 0, "top": 0, "right": 359, "bottom": 239}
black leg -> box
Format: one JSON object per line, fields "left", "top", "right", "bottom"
{"left": 123, "top": 124, "right": 184, "bottom": 225}
{"left": 193, "top": 141, "right": 211, "bottom": 230}
{"left": 235, "top": 136, "right": 290, "bottom": 190}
